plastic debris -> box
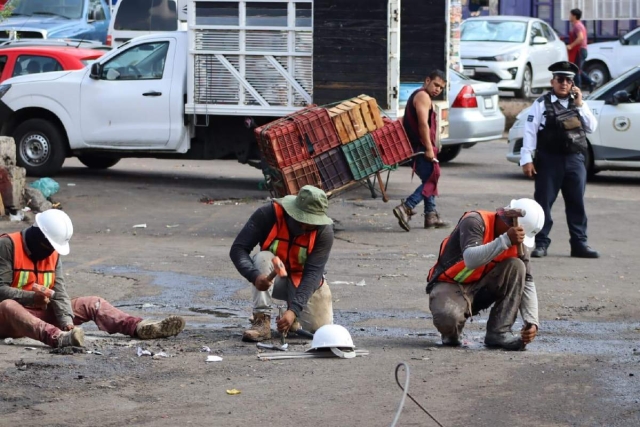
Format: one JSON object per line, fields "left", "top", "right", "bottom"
{"left": 330, "top": 281, "right": 354, "bottom": 285}
{"left": 137, "top": 347, "right": 152, "bottom": 357}
{"left": 24, "top": 347, "right": 37, "bottom": 351}
{"left": 9, "top": 211, "right": 24, "bottom": 222}
{"left": 3, "top": 338, "right": 14, "bottom": 345}
{"left": 67, "top": 183, "right": 76, "bottom": 187}
{"left": 29, "top": 177, "right": 60, "bottom": 198}
{"left": 206, "top": 355, "right": 223, "bottom": 362}
{"left": 166, "top": 224, "right": 179, "bottom": 228}
{"left": 226, "top": 389, "right": 241, "bottom": 395}
{"left": 132, "top": 224, "right": 147, "bottom": 229}
{"left": 201, "top": 346, "right": 211, "bottom": 353}
{"left": 152, "top": 352, "right": 169, "bottom": 360}
{"left": 355, "top": 280, "right": 367, "bottom": 287}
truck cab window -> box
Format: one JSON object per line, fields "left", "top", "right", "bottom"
{"left": 101, "top": 42, "right": 169, "bottom": 80}
{"left": 114, "top": 0, "right": 178, "bottom": 31}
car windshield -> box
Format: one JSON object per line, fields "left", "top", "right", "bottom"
{"left": 6, "top": 0, "right": 84, "bottom": 20}
{"left": 588, "top": 66, "right": 640, "bottom": 99}
{"left": 461, "top": 20, "right": 527, "bottom": 43}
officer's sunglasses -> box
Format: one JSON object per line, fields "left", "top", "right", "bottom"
{"left": 554, "top": 76, "right": 573, "bottom": 84}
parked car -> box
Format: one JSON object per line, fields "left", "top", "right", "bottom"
{"left": 507, "top": 65, "right": 640, "bottom": 177}
{"left": 0, "top": 0, "right": 111, "bottom": 44}
{"left": 460, "top": 16, "right": 568, "bottom": 98}
{"left": 399, "top": 69, "right": 505, "bottom": 163}
{"left": 585, "top": 26, "right": 640, "bottom": 88}
{"left": 107, "top": 0, "right": 186, "bottom": 47}
{"left": 0, "top": 45, "right": 106, "bottom": 83}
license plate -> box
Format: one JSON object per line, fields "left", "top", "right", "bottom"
{"left": 463, "top": 68, "right": 475, "bottom": 77}
{"left": 484, "top": 97, "right": 494, "bottom": 109}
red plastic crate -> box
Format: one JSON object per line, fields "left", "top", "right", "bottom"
{"left": 371, "top": 119, "right": 413, "bottom": 165}
{"left": 255, "top": 119, "right": 310, "bottom": 168}
{"left": 266, "top": 159, "right": 323, "bottom": 197}
{"left": 293, "top": 107, "right": 341, "bottom": 156}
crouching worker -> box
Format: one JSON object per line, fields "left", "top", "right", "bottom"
{"left": 230, "top": 185, "right": 334, "bottom": 342}
{"left": 0, "top": 210, "right": 185, "bottom": 348}
{"left": 426, "top": 199, "right": 544, "bottom": 351}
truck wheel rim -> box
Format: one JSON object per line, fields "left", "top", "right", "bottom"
{"left": 20, "top": 133, "right": 50, "bottom": 167}
{"left": 590, "top": 69, "right": 604, "bottom": 86}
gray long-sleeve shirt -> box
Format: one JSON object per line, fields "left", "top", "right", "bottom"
{"left": 0, "top": 231, "right": 74, "bottom": 327}
{"left": 229, "top": 202, "right": 333, "bottom": 317}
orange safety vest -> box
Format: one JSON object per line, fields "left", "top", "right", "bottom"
{"left": 3, "top": 232, "right": 58, "bottom": 291}
{"left": 261, "top": 203, "right": 317, "bottom": 288}
{"left": 428, "top": 211, "right": 517, "bottom": 284}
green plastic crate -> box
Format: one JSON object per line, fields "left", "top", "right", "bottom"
{"left": 341, "top": 134, "right": 384, "bottom": 180}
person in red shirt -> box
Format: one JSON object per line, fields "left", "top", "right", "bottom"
{"left": 567, "top": 8, "right": 595, "bottom": 91}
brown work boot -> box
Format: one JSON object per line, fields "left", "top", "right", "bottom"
{"left": 57, "top": 327, "right": 85, "bottom": 348}
{"left": 136, "top": 315, "right": 185, "bottom": 339}
{"left": 392, "top": 199, "right": 416, "bottom": 232}
{"left": 424, "top": 211, "right": 449, "bottom": 229}
{"left": 242, "top": 313, "right": 272, "bottom": 342}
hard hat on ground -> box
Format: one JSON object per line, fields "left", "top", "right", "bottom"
{"left": 507, "top": 198, "right": 545, "bottom": 248}
{"left": 306, "top": 324, "right": 356, "bottom": 359}
{"left": 35, "top": 209, "right": 73, "bottom": 255}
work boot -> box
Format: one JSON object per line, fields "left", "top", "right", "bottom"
{"left": 484, "top": 332, "right": 525, "bottom": 351}
{"left": 531, "top": 246, "right": 547, "bottom": 258}
{"left": 392, "top": 199, "right": 415, "bottom": 232}
{"left": 424, "top": 211, "right": 449, "bottom": 229}
{"left": 57, "top": 327, "right": 85, "bottom": 348}
{"left": 136, "top": 315, "right": 186, "bottom": 340}
{"left": 242, "top": 313, "right": 271, "bottom": 342}
{"left": 571, "top": 245, "right": 600, "bottom": 259}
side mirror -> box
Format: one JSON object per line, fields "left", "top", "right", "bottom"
{"left": 613, "top": 90, "right": 631, "bottom": 104}
{"left": 619, "top": 35, "right": 629, "bottom": 45}
{"left": 90, "top": 62, "right": 102, "bottom": 79}
{"left": 532, "top": 36, "right": 548, "bottom": 45}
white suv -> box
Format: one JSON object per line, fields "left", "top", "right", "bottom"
{"left": 460, "top": 16, "right": 568, "bottom": 98}
{"left": 585, "top": 27, "right": 640, "bottom": 88}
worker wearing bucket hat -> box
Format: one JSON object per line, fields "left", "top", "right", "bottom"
{"left": 230, "top": 186, "right": 334, "bottom": 342}
{"left": 425, "top": 199, "right": 543, "bottom": 351}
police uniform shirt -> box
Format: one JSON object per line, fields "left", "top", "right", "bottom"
{"left": 520, "top": 94, "right": 598, "bottom": 166}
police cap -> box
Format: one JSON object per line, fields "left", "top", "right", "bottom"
{"left": 548, "top": 61, "right": 579, "bottom": 77}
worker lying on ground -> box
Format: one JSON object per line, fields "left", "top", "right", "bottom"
{"left": 426, "top": 199, "right": 544, "bottom": 351}
{"left": 0, "top": 210, "right": 185, "bottom": 348}
{"left": 230, "top": 185, "right": 334, "bottom": 342}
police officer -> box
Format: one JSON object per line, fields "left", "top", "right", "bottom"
{"left": 520, "top": 61, "right": 599, "bottom": 259}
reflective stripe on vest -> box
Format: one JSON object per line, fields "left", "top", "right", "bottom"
{"left": 261, "top": 203, "right": 317, "bottom": 288}
{"left": 427, "top": 211, "right": 518, "bottom": 284}
{"left": 4, "top": 232, "right": 58, "bottom": 292}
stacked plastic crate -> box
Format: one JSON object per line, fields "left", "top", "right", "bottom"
{"left": 255, "top": 95, "right": 414, "bottom": 197}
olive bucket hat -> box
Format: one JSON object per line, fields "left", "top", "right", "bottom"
{"left": 275, "top": 185, "right": 333, "bottom": 226}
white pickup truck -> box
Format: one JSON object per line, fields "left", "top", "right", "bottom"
{"left": 0, "top": 0, "right": 449, "bottom": 176}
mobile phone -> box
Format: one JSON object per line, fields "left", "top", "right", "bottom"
{"left": 570, "top": 82, "right": 575, "bottom": 99}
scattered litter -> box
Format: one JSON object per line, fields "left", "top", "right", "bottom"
{"left": 422, "top": 254, "right": 437, "bottom": 259}
{"left": 152, "top": 352, "right": 169, "bottom": 360}
{"left": 137, "top": 347, "right": 152, "bottom": 357}
{"left": 201, "top": 346, "right": 211, "bottom": 353}
{"left": 380, "top": 274, "right": 408, "bottom": 278}
{"left": 166, "top": 224, "right": 180, "bottom": 228}
{"left": 257, "top": 342, "right": 288, "bottom": 351}
{"left": 86, "top": 350, "right": 103, "bottom": 355}
{"left": 141, "top": 303, "right": 158, "bottom": 309}
{"left": 330, "top": 281, "right": 354, "bottom": 285}
{"left": 355, "top": 280, "right": 366, "bottom": 287}
{"left": 29, "top": 177, "right": 60, "bottom": 198}
{"left": 22, "top": 207, "right": 31, "bottom": 212}
{"left": 24, "top": 347, "right": 37, "bottom": 351}
{"left": 3, "top": 338, "right": 14, "bottom": 345}
{"left": 9, "top": 211, "right": 24, "bottom": 222}
{"left": 67, "top": 183, "right": 76, "bottom": 187}
{"left": 133, "top": 224, "right": 147, "bottom": 229}
{"left": 206, "top": 355, "right": 223, "bottom": 362}
{"left": 226, "top": 389, "right": 241, "bottom": 395}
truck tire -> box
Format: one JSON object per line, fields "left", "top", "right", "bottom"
{"left": 13, "top": 118, "right": 67, "bottom": 177}
{"left": 78, "top": 155, "right": 121, "bottom": 170}
{"left": 585, "top": 62, "right": 610, "bottom": 88}
{"left": 438, "top": 145, "right": 462, "bottom": 163}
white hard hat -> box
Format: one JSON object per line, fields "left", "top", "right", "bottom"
{"left": 35, "top": 209, "right": 73, "bottom": 255}
{"left": 306, "top": 324, "right": 356, "bottom": 359}
{"left": 508, "top": 198, "right": 545, "bottom": 248}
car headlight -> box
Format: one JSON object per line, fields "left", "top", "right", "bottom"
{"left": 0, "top": 84, "right": 11, "bottom": 99}
{"left": 494, "top": 52, "right": 521, "bottom": 62}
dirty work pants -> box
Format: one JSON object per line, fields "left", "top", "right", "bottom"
{"left": 428, "top": 258, "right": 526, "bottom": 340}
{"left": 0, "top": 296, "right": 143, "bottom": 347}
{"left": 534, "top": 150, "right": 588, "bottom": 250}
{"left": 251, "top": 251, "right": 333, "bottom": 333}
{"left": 404, "top": 155, "right": 436, "bottom": 214}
